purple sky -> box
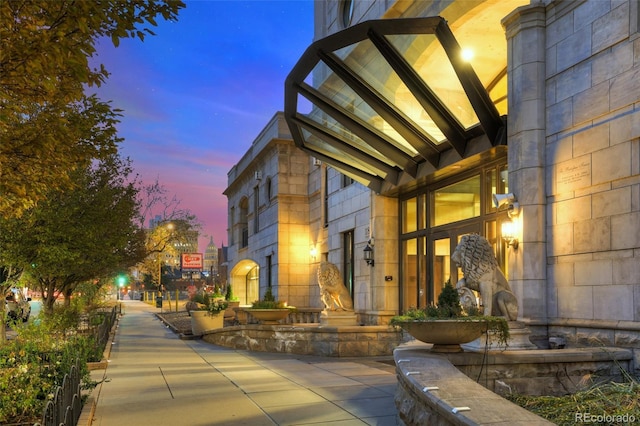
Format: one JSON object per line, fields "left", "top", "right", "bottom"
{"left": 93, "top": 0, "right": 314, "bottom": 251}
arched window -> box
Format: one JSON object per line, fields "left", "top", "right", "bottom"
{"left": 340, "top": 0, "right": 354, "bottom": 28}
{"left": 265, "top": 177, "right": 272, "bottom": 202}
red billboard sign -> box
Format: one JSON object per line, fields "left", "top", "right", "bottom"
{"left": 181, "top": 253, "right": 203, "bottom": 270}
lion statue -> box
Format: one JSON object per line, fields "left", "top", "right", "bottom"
{"left": 451, "top": 234, "right": 518, "bottom": 321}
{"left": 317, "top": 262, "right": 354, "bottom": 311}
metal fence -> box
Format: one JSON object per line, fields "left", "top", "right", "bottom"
{"left": 35, "top": 359, "right": 82, "bottom": 426}
{"left": 94, "top": 305, "right": 119, "bottom": 354}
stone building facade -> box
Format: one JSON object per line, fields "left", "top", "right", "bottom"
{"left": 224, "top": 113, "right": 319, "bottom": 306}
{"left": 225, "top": 0, "right": 639, "bottom": 362}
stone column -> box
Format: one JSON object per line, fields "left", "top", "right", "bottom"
{"left": 502, "top": 4, "right": 548, "bottom": 325}
{"left": 369, "top": 193, "right": 399, "bottom": 325}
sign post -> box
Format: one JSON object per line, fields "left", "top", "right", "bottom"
{"left": 181, "top": 253, "right": 204, "bottom": 309}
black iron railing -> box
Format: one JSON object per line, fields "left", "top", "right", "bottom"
{"left": 35, "top": 359, "right": 82, "bottom": 426}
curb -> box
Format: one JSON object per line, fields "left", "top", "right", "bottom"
{"left": 155, "top": 312, "right": 199, "bottom": 340}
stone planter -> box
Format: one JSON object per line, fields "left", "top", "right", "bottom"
{"left": 396, "top": 320, "right": 488, "bottom": 353}
{"left": 190, "top": 310, "right": 224, "bottom": 335}
{"left": 246, "top": 308, "right": 291, "bottom": 325}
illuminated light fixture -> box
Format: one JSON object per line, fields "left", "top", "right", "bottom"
{"left": 501, "top": 220, "right": 519, "bottom": 249}
{"left": 493, "top": 193, "right": 520, "bottom": 249}
{"left": 363, "top": 241, "right": 374, "bottom": 266}
{"left": 492, "top": 193, "right": 520, "bottom": 219}
{"left": 310, "top": 246, "right": 318, "bottom": 261}
{"left": 461, "top": 48, "right": 474, "bottom": 62}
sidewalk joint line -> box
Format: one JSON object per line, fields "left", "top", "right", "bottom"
{"left": 158, "top": 366, "right": 175, "bottom": 399}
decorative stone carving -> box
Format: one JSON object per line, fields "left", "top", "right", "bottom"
{"left": 317, "top": 262, "right": 354, "bottom": 311}
{"left": 452, "top": 234, "right": 518, "bottom": 321}
{"left": 457, "top": 286, "right": 478, "bottom": 312}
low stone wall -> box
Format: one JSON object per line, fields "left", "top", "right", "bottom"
{"left": 546, "top": 319, "right": 640, "bottom": 376}
{"left": 450, "top": 346, "right": 633, "bottom": 396}
{"left": 394, "top": 347, "right": 554, "bottom": 426}
{"left": 394, "top": 344, "right": 634, "bottom": 425}
{"left": 201, "top": 324, "right": 402, "bottom": 357}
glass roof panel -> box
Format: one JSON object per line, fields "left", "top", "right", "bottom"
{"left": 309, "top": 59, "right": 419, "bottom": 157}
{"left": 488, "top": 72, "right": 508, "bottom": 116}
{"left": 387, "top": 34, "right": 479, "bottom": 130}
{"left": 304, "top": 104, "right": 403, "bottom": 168}
{"left": 300, "top": 128, "right": 389, "bottom": 178}
{"left": 334, "top": 36, "right": 447, "bottom": 144}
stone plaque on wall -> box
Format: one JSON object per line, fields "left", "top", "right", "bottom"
{"left": 557, "top": 157, "right": 591, "bottom": 193}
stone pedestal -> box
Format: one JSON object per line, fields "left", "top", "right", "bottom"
{"left": 462, "top": 321, "right": 537, "bottom": 351}
{"left": 320, "top": 309, "right": 358, "bottom": 326}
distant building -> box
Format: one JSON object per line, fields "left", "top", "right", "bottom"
{"left": 224, "top": 114, "right": 313, "bottom": 305}
{"left": 147, "top": 217, "right": 199, "bottom": 289}
{"left": 204, "top": 237, "right": 219, "bottom": 278}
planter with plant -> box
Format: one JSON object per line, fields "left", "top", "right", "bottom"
{"left": 225, "top": 284, "right": 239, "bottom": 303}
{"left": 190, "top": 292, "right": 228, "bottom": 335}
{"left": 246, "top": 287, "right": 293, "bottom": 324}
{"left": 390, "top": 280, "right": 509, "bottom": 353}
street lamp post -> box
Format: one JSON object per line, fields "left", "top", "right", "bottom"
{"left": 157, "top": 255, "right": 163, "bottom": 310}
{"left": 155, "top": 221, "right": 174, "bottom": 310}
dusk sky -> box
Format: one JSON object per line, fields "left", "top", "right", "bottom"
{"left": 93, "top": 0, "right": 314, "bottom": 251}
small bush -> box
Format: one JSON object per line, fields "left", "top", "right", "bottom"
{"left": 0, "top": 305, "right": 111, "bottom": 424}
{"left": 263, "top": 286, "right": 275, "bottom": 302}
{"left": 251, "top": 287, "right": 288, "bottom": 309}
{"left": 225, "top": 285, "right": 238, "bottom": 301}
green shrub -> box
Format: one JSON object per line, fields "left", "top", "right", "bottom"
{"left": 263, "top": 286, "right": 275, "bottom": 302}
{"left": 251, "top": 287, "right": 289, "bottom": 309}
{"left": 225, "top": 285, "right": 238, "bottom": 301}
{"left": 0, "top": 305, "right": 111, "bottom": 424}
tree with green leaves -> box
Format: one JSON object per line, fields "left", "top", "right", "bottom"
{"left": 0, "top": 0, "right": 185, "bottom": 218}
{"left": 1, "top": 0, "right": 185, "bottom": 340}
{"left": 137, "top": 216, "right": 201, "bottom": 291}
{"left": 0, "top": 154, "right": 147, "bottom": 316}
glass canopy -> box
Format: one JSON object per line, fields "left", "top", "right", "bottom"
{"left": 284, "top": 17, "right": 506, "bottom": 193}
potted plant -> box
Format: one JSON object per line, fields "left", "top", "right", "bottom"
{"left": 225, "top": 284, "right": 240, "bottom": 305}
{"left": 190, "top": 292, "right": 228, "bottom": 335}
{"left": 245, "top": 287, "right": 293, "bottom": 324}
{"left": 223, "top": 284, "right": 240, "bottom": 318}
{"left": 390, "top": 280, "right": 509, "bottom": 353}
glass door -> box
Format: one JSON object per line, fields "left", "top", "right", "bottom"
{"left": 402, "top": 237, "right": 428, "bottom": 310}
{"left": 430, "top": 224, "right": 479, "bottom": 304}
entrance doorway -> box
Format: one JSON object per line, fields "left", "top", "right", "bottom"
{"left": 399, "top": 161, "right": 509, "bottom": 313}
{"left": 229, "top": 259, "right": 259, "bottom": 305}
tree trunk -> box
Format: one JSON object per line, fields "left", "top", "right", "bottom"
{"left": 0, "top": 300, "right": 6, "bottom": 344}
{"left": 40, "top": 278, "right": 58, "bottom": 315}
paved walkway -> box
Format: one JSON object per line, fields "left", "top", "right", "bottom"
{"left": 90, "top": 300, "right": 399, "bottom": 426}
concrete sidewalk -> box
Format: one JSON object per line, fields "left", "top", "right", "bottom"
{"left": 89, "top": 300, "right": 399, "bottom": 426}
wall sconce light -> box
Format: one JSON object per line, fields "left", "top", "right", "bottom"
{"left": 363, "top": 241, "right": 374, "bottom": 266}
{"left": 310, "top": 246, "right": 317, "bottom": 261}
{"left": 501, "top": 220, "right": 519, "bottom": 249}
{"left": 493, "top": 193, "right": 520, "bottom": 218}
